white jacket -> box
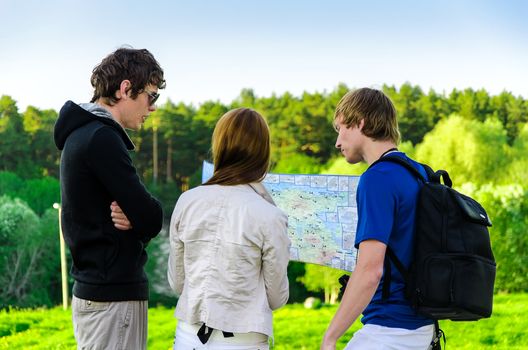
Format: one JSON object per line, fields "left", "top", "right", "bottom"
{"left": 168, "top": 183, "right": 291, "bottom": 338}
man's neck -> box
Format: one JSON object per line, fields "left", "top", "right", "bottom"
{"left": 95, "top": 100, "right": 124, "bottom": 128}
{"left": 363, "top": 141, "right": 398, "bottom": 166}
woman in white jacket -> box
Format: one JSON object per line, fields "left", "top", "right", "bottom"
{"left": 168, "top": 108, "right": 291, "bottom": 350}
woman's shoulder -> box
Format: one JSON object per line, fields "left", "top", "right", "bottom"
{"left": 244, "top": 190, "right": 287, "bottom": 224}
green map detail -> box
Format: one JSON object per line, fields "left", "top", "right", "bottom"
{"left": 264, "top": 173, "right": 359, "bottom": 272}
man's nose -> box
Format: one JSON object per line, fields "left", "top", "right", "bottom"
{"left": 149, "top": 105, "right": 157, "bottom": 112}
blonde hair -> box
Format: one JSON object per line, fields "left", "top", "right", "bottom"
{"left": 335, "top": 88, "right": 400, "bottom": 144}
{"left": 205, "top": 108, "right": 270, "bottom": 186}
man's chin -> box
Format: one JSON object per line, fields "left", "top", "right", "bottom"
{"left": 125, "top": 125, "right": 141, "bottom": 132}
{"left": 345, "top": 157, "right": 361, "bottom": 165}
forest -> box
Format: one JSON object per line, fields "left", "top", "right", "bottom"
{"left": 1, "top": 82, "right": 527, "bottom": 308}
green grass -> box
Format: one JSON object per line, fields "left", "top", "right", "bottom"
{"left": 1, "top": 294, "right": 527, "bottom": 349}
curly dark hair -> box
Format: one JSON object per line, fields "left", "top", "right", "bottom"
{"left": 90, "top": 47, "right": 166, "bottom": 105}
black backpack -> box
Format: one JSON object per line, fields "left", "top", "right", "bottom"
{"left": 375, "top": 155, "right": 496, "bottom": 323}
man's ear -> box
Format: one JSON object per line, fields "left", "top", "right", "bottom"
{"left": 116, "top": 80, "right": 131, "bottom": 100}
{"left": 358, "top": 119, "right": 365, "bottom": 131}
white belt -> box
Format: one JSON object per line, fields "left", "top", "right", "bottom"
{"left": 177, "top": 320, "right": 268, "bottom": 344}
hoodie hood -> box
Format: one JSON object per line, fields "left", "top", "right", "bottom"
{"left": 54, "top": 101, "right": 134, "bottom": 150}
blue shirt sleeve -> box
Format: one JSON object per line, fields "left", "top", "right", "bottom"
{"left": 355, "top": 168, "right": 397, "bottom": 248}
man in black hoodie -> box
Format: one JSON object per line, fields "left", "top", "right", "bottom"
{"left": 54, "top": 47, "right": 165, "bottom": 350}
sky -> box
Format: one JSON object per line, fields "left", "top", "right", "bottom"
{"left": 1, "top": 0, "right": 527, "bottom": 112}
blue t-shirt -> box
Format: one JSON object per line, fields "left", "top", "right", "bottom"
{"left": 355, "top": 152, "right": 433, "bottom": 330}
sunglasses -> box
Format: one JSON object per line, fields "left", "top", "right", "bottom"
{"left": 144, "top": 90, "right": 160, "bottom": 106}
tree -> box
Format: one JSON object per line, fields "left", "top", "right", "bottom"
{"left": 383, "top": 83, "right": 430, "bottom": 144}
{"left": 263, "top": 90, "right": 336, "bottom": 167}
{"left": 232, "top": 88, "right": 256, "bottom": 108}
{"left": 504, "top": 122, "right": 528, "bottom": 186}
{"left": 38, "top": 207, "right": 64, "bottom": 304}
{"left": 461, "top": 184, "right": 528, "bottom": 292}
{"left": 176, "top": 101, "right": 217, "bottom": 187}
{"left": 22, "top": 106, "right": 60, "bottom": 177}
{"left": 447, "top": 88, "right": 492, "bottom": 122}
{"left": 143, "top": 107, "right": 163, "bottom": 185}
{"left": 144, "top": 229, "right": 175, "bottom": 306}
{"left": 488, "top": 91, "right": 528, "bottom": 143}
{"left": 18, "top": 177, "right": 60, "bottom": 216}
{"left": 0, "top": 172, "right": 60, "bottom": 216}
{"left": 297, "top": 91, "right": 337, "bottom": 162}
{"left": 0, "top": 96, "right": 37, "bottom": 177}
{"left": 0, "top": 196, "right": 57, "bottom": 306}
{"left": 273, "top": 153, "right": 324, "bottom": 175}
{"left": 327, "top": 83, "right": 350, "bottom": 110}
{"left": 416, "top": 115, "right": 509, "bottom": 186}
{"left": 322, "top": 157, "right": 368, "bottom": 176}
{"left": 298, "top": 264, "right": 344, "bottom": 304}
{"left": 0, "top": 171, "right": 24, "bottom": 196}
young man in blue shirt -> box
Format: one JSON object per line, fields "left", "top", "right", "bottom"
{"left": 321, "top": 88, "right": 434, "bottom": 350}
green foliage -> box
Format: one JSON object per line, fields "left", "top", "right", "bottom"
{"left": 286, "top": 261, "right": 311, "bottom": 303}
{"left": 2, "top": 85, "right": 528, "bottom": 184}
{"left": 144, "top": 230, "right": 176, "bottom": 307}
{"left": 0, "top": 171, "right": 24, "bottom": 196}
{"left": 504, "top": 122, "right": 528, "bottom": 185}
{"left": 0, "top": 307, "right": 75, "bottom": 349}
{"left": 146, "top": 181, "right": 181, "bottom": 221}
{"left": 298, "top": 264, "right": 344, "bottom": 304}
{"left": 448, "top": 88, "right": 491, "bottom": 122}
{"left": 18, "top": 177, "right": 60, "bottom": 216}
{"left": 38, "top": 208, "right": 66, "bottom": 303}
{"left": 397, "top": 140, "right": 416, "bottom": 158}
{"left": 1, "top": 294, "right": 528, "bottom": 349}
{"left": 273, "top": 153, "right": 324, "bottom": 174}
{"left": 0, "top": 172, "right": 60, "bottom": 216}
{"left": 416, "top": 115, "right": 509, "bottom": 185}
{"left": 22, "top": 106, "right": 60, "bottom": 178}
{"left": 137, "top": 100, "right": 213, "bottom": 191}
{"left": 489, "top": 91, "right": 528, "bottom": 143}
{"left": 321, "top": 140, "right": 415, "bottom": 176}
{"left": 0, "top": 197, "right": 48, "bottom": 306}
{"left": 0, "top": 96, "right": 39, "bottom": 177}
{"left": 2, "top": 83, "right": 528, "bottom": 308}
{"left": 384, "top": 83, "right": 433, "bottom": 144}
{"left": 322, "top": 157, "right": 368, "bottom": 176}
{"left": 461, "top": 184, "right": 528, "bottom": 292}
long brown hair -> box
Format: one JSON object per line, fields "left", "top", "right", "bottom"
{"left": 205, "top": 108, "right": 270, "bottom": 186}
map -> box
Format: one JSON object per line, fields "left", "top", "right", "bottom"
{"left": 202, "top": 161, "right": 359, "bottom": 272}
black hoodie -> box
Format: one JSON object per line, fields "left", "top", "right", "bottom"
{"left": 54, "top": 101, "right": 163, "bottom": 301}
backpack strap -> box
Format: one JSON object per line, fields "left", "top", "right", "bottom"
{"left": 432, "top": 169, "right": 453, "bottom": 188}
{"left": 372, "top": 155, "right": 428, "bottom": 301}
{"left": 382, "top": 246, "right": 409, "bottom": 300}
{"left": 373, "top": 155, "right": 453, "bottom": 188}
{"left": 371, "top": 155, "right": 428, "bottom": 183}
{"left": 430, "top": 320, "right": 446, "bottom": 350}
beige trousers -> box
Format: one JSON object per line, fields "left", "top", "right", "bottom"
{"left": 72, "top": 295, "right": 147, "bottom": 350}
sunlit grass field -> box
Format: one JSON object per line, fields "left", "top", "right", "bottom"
{"left": 1, "top": 294, "right": 526, "bottom": 349}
